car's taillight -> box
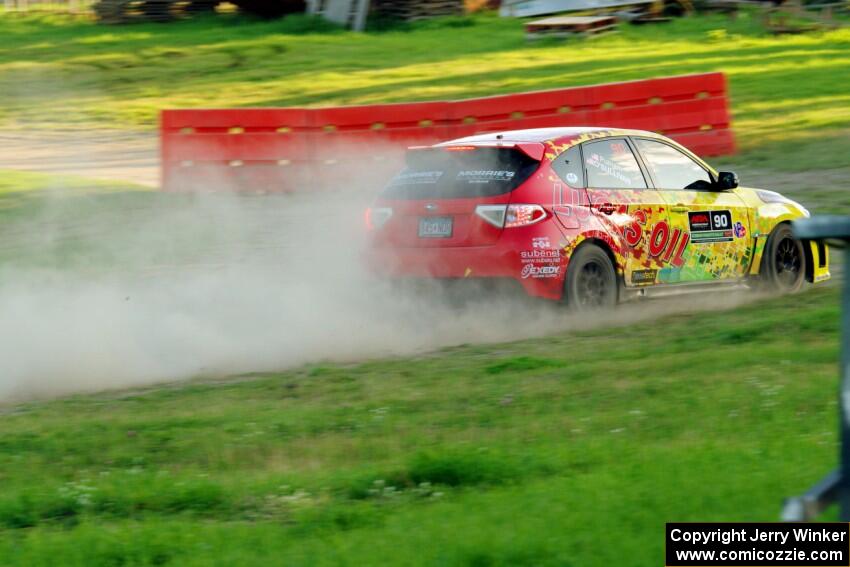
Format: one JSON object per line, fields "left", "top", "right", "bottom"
{"left": 475, "top": 204, "right": 547, "bottom": 228}
{"left": 505, "top": 204, "right": 547, "bottom": 228}
{"left": 475, "top": 205, "right": 507, "bottom": 228}
{"left": 365, "top": 207, "right": 393, "bottom": 230}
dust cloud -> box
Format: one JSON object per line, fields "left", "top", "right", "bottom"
{"left": 0, "top": 145, "right": 758, "bottom": 403}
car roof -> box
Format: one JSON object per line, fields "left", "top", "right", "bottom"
{"left": 434, "top": 127, "right": 664, "bottom": 146}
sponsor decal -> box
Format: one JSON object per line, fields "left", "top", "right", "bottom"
{"left": 650, "top": 222, "right": 690, "bottom": 266}
{"left": 391, "top": 170, "right": 443, "bottom": 185}
{"left": 457, "top": 170, "right": 515, "bottom": 184}
{"left": 520, "top": 249, "right": 560, "bottom": 262}
{"left": 521, "top": 240, "right": 563, "bottom": 279}
{"left": 688, "top": 210, "right": 734, "bottom": 243}
{"left": 610, "top": 141, "right": 628, "bottom": 155}
{"left": 689, "top": 212, "right": 711, "bottom": 231}
{"left": 521, "top": 264, "right": 560, "bottom": 279}
{"left": 734, "top": 221, "right": 747, "bottom": 239}
{"left": 585, "top": 152, "right": 634, "bottom": 187}
{"left": 631, "top": 269, "right": 658, "bottom": 285}
{"left": 649, "top": 221, "right": 669, "bottom": 257}
{"left": 623, "top": 211, "right": 689, "bottom": 268}
{"left": 662, "top": 228, "right": 689, "bottom": 265}
{"left": 623, "top": 209, "right": 648, "bottom": 247}
{"left": 552, "top": 182, "right": 593, "bottom": 222}
{"left": 566, "top": 172, "right": 579, "bottom": 185}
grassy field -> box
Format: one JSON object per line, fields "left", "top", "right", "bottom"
{"left": 0, "top": 288, "right": 842, "bottom": 566}
{"left": 0, "top": 11, "right": 849, "bottom": 158}
{"left": 0, "top": 169, "right": 147, "bottom": 195}
{"left": 1, "top": 9, "right": 850, "bottom": 566}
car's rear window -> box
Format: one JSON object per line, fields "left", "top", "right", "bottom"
{"left": 382, "top": 147, "right": 539, "bottom": 200}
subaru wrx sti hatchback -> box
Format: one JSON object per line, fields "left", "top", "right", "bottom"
{"left": 366, "top": 127, "right": 829, "bottom": 309}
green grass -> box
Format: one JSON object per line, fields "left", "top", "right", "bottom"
{"left": 1, "top": 11, "right": 850, "bottom": 159}
{"left": 0, "top": 287, "right": 842, "bottom": 565}
{"left": 0, "top": 168, "right": 148, "bottom": 195}
{"left": 1, "top": 10, "right": 850, "bottom": 565}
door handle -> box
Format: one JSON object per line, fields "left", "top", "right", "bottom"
{"left": 671, "top": 205, "right": 689, "bottom": 213}
{"left": 595, "top": 202, "right": 616, "bottom": 215}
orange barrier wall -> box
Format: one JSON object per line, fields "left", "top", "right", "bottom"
{"left": 161, "top": 72, "right": 735, "bottom": 192}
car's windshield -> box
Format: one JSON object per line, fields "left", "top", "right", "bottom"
{"left": 382, "top": 147, "right": 539, "bottom": 200}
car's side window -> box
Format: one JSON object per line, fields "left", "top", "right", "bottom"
{"left": 551, "top": 146, "right": 585, "bottom": 188}
{"left": 634, "top": 138, "right": 713, "bottom": 190}
{"left": 583, "top": 139, "right": 648, "bottom": 189}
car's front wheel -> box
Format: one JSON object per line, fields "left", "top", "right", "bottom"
{"left": 564, "top": 244, "right": 618, "bottom": 311}
{"left": 761, "top": 224, "right": 807, "bottom": 293}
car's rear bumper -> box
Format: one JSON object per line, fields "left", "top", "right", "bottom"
{"left": 364, "top": 243, "right": 566, "bottom": 301}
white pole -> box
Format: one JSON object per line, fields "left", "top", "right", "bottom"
{"left": 352, "top": 0, "right": 370, "bottom": 31}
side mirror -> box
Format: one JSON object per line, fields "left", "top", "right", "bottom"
{"left": 717, "top": 171, "right": 739, "bottom": 190}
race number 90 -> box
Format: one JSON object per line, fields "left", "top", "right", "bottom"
{"left": 713, "top": 213, "right": 730, "bottom": 228}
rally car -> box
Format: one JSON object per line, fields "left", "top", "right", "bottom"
{"left": 365, "top": 127, "right": 830, "bottom": 309}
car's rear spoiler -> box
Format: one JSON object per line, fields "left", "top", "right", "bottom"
{"left": 407, "top": 142, "right": 546, "bottom": 161}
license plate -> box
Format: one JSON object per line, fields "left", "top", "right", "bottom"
{"left": 418, "top": 216, "right": 453, "bottom": 238}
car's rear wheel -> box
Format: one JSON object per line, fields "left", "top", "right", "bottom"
{"left": 761, "top": 224, "right": 807, "bottom": 293}
{"left": 564, "top": 244, "right": 618, "bottom": 311}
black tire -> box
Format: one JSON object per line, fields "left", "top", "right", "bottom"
{"left": 761, "top": 224, "right": 807, "bottom": 293}
{"left": 564, "top": 244, "right": 618, "bottom": 311}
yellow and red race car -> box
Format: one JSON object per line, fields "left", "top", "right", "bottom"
{"left": 367, "top": 127, "right": 829, "bottom": 309}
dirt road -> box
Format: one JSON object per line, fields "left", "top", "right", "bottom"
{"left": 0, "top": 129, "right": 158, "bottom": 187}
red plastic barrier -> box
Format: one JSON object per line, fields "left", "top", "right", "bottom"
{"left": 161, "top": 72, "right": 735, "bottom": 192}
